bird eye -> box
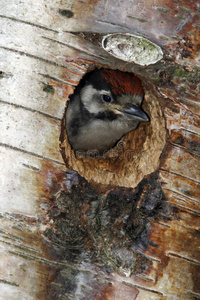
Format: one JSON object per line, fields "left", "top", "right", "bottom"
{"left": 102, "top": 94, "right": 112, "bottom": 103}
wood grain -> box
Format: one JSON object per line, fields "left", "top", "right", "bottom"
{"left": 0, "top": 0, "right": 199, "bottom": 299}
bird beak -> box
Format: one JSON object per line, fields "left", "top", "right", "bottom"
{"left": 115, "top": 103, "right": 149, "bottom": 122}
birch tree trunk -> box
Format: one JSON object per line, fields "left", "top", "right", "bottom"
{"left": 0, "top": 0, "right": 199, "bottom": 299}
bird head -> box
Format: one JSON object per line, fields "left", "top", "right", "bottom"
{"left": 79, "top": 68, "right": 149, "bottom": 123}
{"left": 66, "top": 68, "right": 149, "bottom": 153}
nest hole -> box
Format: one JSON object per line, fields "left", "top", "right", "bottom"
{"left": 60, "top": 68, "right": 166, "bottom": 188}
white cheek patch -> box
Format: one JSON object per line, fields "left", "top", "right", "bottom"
{"left": 80, "top": 85, "right": 111, "bottom": 114}
{"left": 80, "top": 85, "right": 100, "bottom": 114}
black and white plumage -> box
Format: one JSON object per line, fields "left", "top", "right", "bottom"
{"left": 66, "top": 68, "right": 149, "bottom": 153}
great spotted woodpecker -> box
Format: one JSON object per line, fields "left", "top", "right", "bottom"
{"left": 66, "top": 68, "right": 149, "bottom": 153}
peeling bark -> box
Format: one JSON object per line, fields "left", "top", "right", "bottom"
{"left": 0, "top": 0, "right": 200, "bottom": 299}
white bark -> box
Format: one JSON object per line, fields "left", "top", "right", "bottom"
{"left": 0, "top": 0, "right": 199, "bottom": 299}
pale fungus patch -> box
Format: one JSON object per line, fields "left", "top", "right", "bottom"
{"left": 102, "top": 33, "right": 163, "bottom": 66}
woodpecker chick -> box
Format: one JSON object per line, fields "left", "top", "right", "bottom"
{"left": 66, "top": 69, "right": 149, "bottom": 153}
